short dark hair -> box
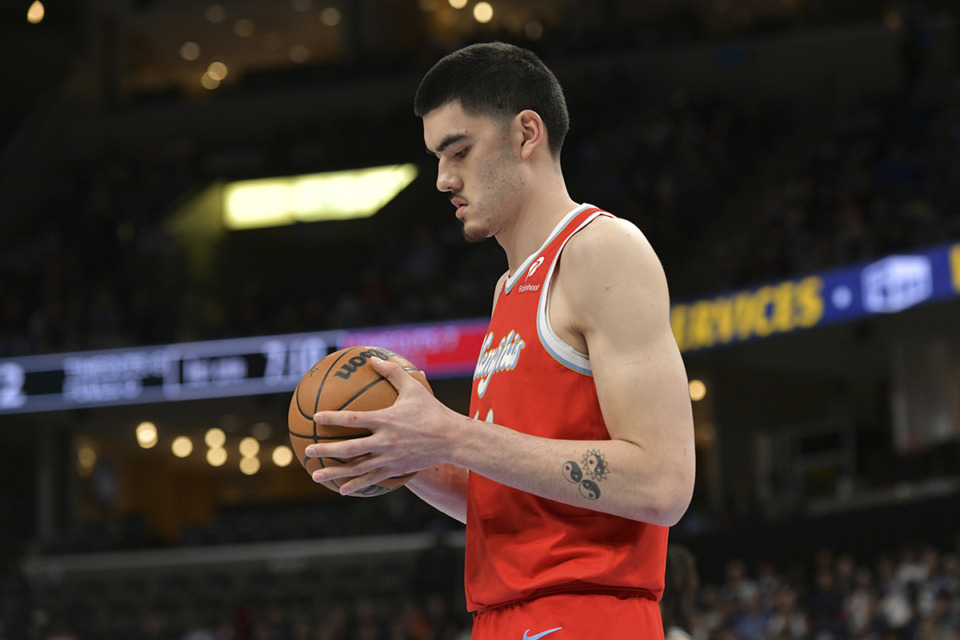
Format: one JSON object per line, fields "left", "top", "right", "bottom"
{"left": 414, "top": 42, "right": 570, "bottom": 158}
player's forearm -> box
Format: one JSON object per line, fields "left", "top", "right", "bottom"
{"left": 406, "top": 462, "right": 469, "bottom": 524}
{"left": 448, "top": 417, "right": 693, "bottom": 526}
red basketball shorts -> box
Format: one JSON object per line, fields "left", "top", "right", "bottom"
{"left": 471, "top": 592, "right": 664, "bottom": 640}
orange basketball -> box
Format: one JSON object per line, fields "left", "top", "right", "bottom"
{"left": 288, "top": 346, "right": 432, "bottom": 497}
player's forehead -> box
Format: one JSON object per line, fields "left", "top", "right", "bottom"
{"left": 422, "top": 101, "right": 495, "bottom": 151}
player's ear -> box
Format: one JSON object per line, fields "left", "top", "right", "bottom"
{"left": 515, "top": 109, "right": 545, "bottom": 160}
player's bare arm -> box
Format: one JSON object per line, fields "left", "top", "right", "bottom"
{"left": 397, "top": 271, "right": 508, "bottom": 524}
{"left": 550, "top": 215, "right": 696, "bottom": 524}
{"left": 306, "top": 219, "right": 694, "bottom": 526}
{"left": 405, "top": 463, "right": 468, "bottom": 523}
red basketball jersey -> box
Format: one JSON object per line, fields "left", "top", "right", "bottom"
{"left": 465, "top": 204, "right": 670, "bottom": 612}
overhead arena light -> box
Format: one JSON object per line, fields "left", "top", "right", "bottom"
{"left": 223, "top": 163, "right": 418, "bottom": 230}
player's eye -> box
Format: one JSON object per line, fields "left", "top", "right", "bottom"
{"left": 454, "top": 146, "right": 470, "bottom": 158}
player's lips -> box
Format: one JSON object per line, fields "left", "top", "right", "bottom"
{"left": 451, "top": 196, "right": 468, "bottom": 217}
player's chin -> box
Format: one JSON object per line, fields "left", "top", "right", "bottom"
{"left": 462, "top": 222, "right": 491, "bottom": 244}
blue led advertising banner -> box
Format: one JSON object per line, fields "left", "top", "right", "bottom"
{"left": 1, "top": 242, "right": 959, "bottom": 414}
{"left": 670, "top": 241, "right": 960, "bottom": 352}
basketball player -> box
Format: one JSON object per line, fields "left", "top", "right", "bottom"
{"left": 305, "top": 42, "right": 696, "bottom": 640}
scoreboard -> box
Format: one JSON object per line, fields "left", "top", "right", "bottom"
{"left": 0, "top": 320, "right": 489, "bottom": 415}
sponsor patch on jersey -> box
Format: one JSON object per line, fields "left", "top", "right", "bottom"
{"left": 526, "top": 256, "right": 545, "bottom": 279}
{"left": 517, "top": 282, "right": 540, "bottom": 294}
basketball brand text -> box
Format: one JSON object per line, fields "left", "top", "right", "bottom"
{"left": 333, "top": 348, "right": 395, "bottom": 381}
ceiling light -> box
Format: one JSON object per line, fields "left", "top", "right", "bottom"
{"left": 179, "top": 42, "right": 201, "bottom": 61}
{"left": 201, "top": 72, "right": 221, "bottom": 90}
{"left": 205, "top": 427, "right": 226, "bottom": 448}
{"left": 473, "top": 2, "right": 493, "bottom": 23}
{"left": 27, "top": 1, "right": 44, "bottom": 24}
{"left": 689, "top": 379, "right": 707, "bottom": 402}
{"left": 136, "top": 422, "right": 158, "bottom": 449}
{"left": 239, "top": 436, "right": 260, "bottom": 458}
{"left": 223, "top": 164, "right": 419, "bottom": 229}
{"left": 172, "top": 436, "right": 194, "bottom": 458}
{"left": 320, "top": 7, "right": 341, "bottom": 26}
{"left": 77, "top": 444, "right": 97, "bottom": 474}
{"left": 207, "top": 61, "right": 228, "bottom": 81}
{"left": 233, "top": 19, "right": 255, "bottom": 37}
{"left": 240, "top": 457, "right": 260, "bottom": 475}
{"left": 207, "top": 447, "right": 227, "bottom": 467}
{"left": 272, "top": 446, "right": 294, "bottom": 467}
{"left": 205, "top": 4, "right": 226, "bottom": 23}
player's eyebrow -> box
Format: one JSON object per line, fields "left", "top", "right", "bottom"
{"left": 426, "top": 132, "right": 467, "bottom": 156}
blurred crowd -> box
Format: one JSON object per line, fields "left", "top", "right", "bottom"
{"left": 4, "top": 526, "right": 958, "bottom": 640}
{"left": 690, "top": 540, "right": 960, "bottom": 640}
{"left": 3, "top": 51, "right": 960, "bottom": 356}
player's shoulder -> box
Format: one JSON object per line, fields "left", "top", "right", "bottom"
{"left": 565, "top": 212, "right": 660, "bottom": 270}
{"left": 557, "top": 210, "right": 672, "bottom": 324}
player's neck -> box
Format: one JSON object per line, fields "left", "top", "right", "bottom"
{"left": 499, "top": 182, "right": 578, "bottom": 276}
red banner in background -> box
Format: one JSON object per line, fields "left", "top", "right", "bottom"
{"left": 339, "top": 319, "right": 489, "bottom": 379}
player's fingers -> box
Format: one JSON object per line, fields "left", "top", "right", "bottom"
{"left": 369, "top": 356, "right": 417, "bottom": 392}
{"left": 305, "top": 436, "right": 371, "bottom": 459}
{"left": 337, "top": 467, "right": 396, "bottom": 496}
{"left": 310, "top": 462, "right": 354, "bottom": 484}
{"left": 313, "top": 409, "right": 379, "bottom": 428}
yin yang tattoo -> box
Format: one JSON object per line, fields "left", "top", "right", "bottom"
{"left": 561, "top": 460, "right": 583, "bottom": 483}
{"left": 561, "top": 449, "right": 609, "bottom": 501}
{"left": 579, "top": 480, "right": 601, "bottom": 500}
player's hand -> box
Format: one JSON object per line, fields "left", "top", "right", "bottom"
{"left": 304, "top": 356, "right": 464, "bottom": 495}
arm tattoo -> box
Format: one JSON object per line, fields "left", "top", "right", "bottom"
{"left": 561, "top": 449, "right": 609, "bottom": 501}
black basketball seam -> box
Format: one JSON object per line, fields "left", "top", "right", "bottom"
{"left": 313, "top": 348, "right": 359, "bottom": 438}
{"left": 337, "top": 376, "right": 388, "bottom": 410}
{"left": 333, "top": 364, "right": 421, "bottom": 410}
{"left": 291, "top": 376, "right": 422, "bottom": 439}
{"left": 292, "top": 349, "right": 424, "bottom": 492}
{"left": 292, "top": 358, "right": 422, "bottom": 426}
{"left": 291, "top": 348, "right": 357, "bottom": 444}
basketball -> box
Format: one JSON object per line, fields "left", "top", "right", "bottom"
{"left": 288, "top": 346, "right": 432, "bottom": 497}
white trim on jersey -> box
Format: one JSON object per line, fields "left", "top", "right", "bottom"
{"left": 503, "top": 203, "right": 593, "bottom": 295}
{"left": 536, "top": 206, "right": 610, "bottom": 375}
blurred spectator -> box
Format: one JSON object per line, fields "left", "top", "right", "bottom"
{"left": 662, "top": 544, "right": 701, "bottom": 640}
{"left": 766, "top": 585, "right": 808, "bottom": 640}
{"left": 808, "top": 565, "right": 846, "bottom": 639}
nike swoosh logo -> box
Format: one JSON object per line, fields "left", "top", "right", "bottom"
{"left": 523, "top": 627, "right": 563, "bottom": 640}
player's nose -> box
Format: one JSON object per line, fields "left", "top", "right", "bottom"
{"left": 436, "top": 159, "right": 461, "bottom": 193}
